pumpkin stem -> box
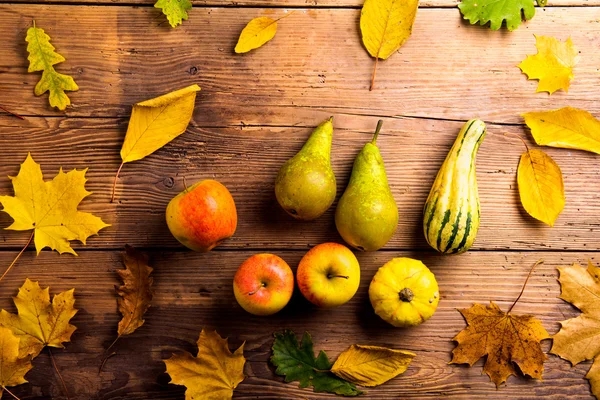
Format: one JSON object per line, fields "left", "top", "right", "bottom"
{"left": 399, "top": 288, "right": 414, "bottom": 302}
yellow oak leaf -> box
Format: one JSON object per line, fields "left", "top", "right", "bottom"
{"left": 116, "top": 245, "right": 153, "bottom": 337}
{"left": 331, "top": 344, "right": 415, "bottom": 387}
{"left": 164, "top": 329, "right": 245, "bottom": 399}
{"left": 25, "top": 22, "right": 79, "bottom": 110}
{"left": 0, "top": 327, "right": 33, "bottom": 393}
{"left": 235, "top": 17, "right": 278, "bottom": 54}
{"left": 451, "top": 302, "right": 550, "bottom": 387}
{"left": 0, "top": 153, "right": 109, "bottom": 257}
{"left": 517, "top": 149, "right": 565, "bottom": 227}
{"left": 112, "top": 84, "right": 201, "bottom": 202}
{"left": 518, "top": 35, "right": 579, "bottom": 94}
{"left": 0, "top": 279, "right": 77, "bottom": 359}
{"left": 523, "top": 107, "right": 600, "bottom": 154}
{"left": 360, "top": 0, "right": 418, "bottom": 90}
{"left": 551, "top": 261, "right": 600, "bottom": 399}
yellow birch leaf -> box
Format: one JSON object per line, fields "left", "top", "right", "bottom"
{"left": 235, "top": 17, "right": 278, "bottom": 54}
{"left": 0, "top": 153, "right": 109, "bottom": 256}
{"left": 523, "top": 107, "right": 600, "bottom": 154}
{"left": 551, "top": 261, "right": 600, "bottom": 399}
{"left": 518, "top": 35, "right": 579, "bottom": 94}
{"left": 26, "top": 22, "right": 79, "bottom": 111}
{"left": 0, "top": 327, "right": 33, "bottom": 390}
{"left": 451, "top": 302, "right": 550, "bottom": 387}
{"left": 517, "top": 149, "right": 564, "bottom": 227}
{"left": 360, "top": 0, "right": 419, "bottom": 90}
{"left": 164, "top": 329, "right": 245, "bottom": 399}
{"left": 112, "top": 84, "right": 200, "bottom": 201}
{"left": 331, "top": 344, "right": 415, "bottom": 387}
{"left": 0, "top": 279, "right": 77, "bottom": 359}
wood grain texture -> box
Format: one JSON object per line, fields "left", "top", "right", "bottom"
{"left": 0, "top": 116, "right": 599, "bottom": 251}
{"left": 0, "top": 6, "right": 600, "bottom": 123}
{"left": 0, "top": 250, "right": 593, "bottom": 399}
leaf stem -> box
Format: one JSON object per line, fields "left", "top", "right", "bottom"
{"left": 508, "top": 259, "right": 543, "bottom": 314}
{"left": 0, "top": 231, "right": 34, "bottom": 284}
{"left": 98, "top": 350, "right": 117, "bottom": 374}
{"left": 48, "top": 348, "right": 70, "bottom": 400}
{"left": 503, "top": 132, "right": 530, "bottom": 152}
{"left": 274, "top": 10, "right": 296, "bottom": 23}
{"left": 0, "top": 106, "right": 24, "bottom": 120}
{"left": 2, "top": 386, "right": 21, "bottom": 400}
{"left": 111, "top": 161, "right": 124, "bottom": 203}
{"left": 370, "top": 57, "right": 379, "bottom": 91}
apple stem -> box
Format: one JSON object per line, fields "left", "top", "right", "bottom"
{"left": 182, "top": 176, "right": 189, "bottom": 193}
{"left": 327, "top": 274, "right": 349, "bottom": 279}
{"left": 248, "top": 282, "right": 266, "bottom": 296}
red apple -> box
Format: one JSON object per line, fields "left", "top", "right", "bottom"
{"left": 233, "top": 254, "right": 294, "bottom": 316}
{"left": 297, "top": 242, "right": 360, "bottom": 308}
{"left": 166, "top": 180, "right": 237, "bottom": 252}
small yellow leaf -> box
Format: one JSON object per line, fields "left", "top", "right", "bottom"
{"left": 451, "top": 302, "right": 550, "bottom": 387}
{"left": 331, "top": 344, "right": 415, "bottom": 387}
{"left": 0, "top": 327, "right": 32, "bottom": 389}
{"left": 523, "top": 107, "right": 600, "bottom": 154}
{"left": 0, "top": 279, "right": 77, "bottom": 359}
{"left": 164, "top": 329, "right": 245, "bottom": 399}
{"left": 235, "top": 17, "right": 278, "bottom": 54}
{"left": 360, "top": 0, "right": 418, "bottom": 89}
{"left": 517, "top": 149, "right": 564, "bottom": 227}
{"left": 120, "top": 84, "right": 201, "bottom": 163}
{"left": 518, "top": 35, "right": 579, "bottom": 94}
{"left": 0, "top": 153, "right": 109, "bottom": 256}
{"left": 588, "top": 357, "right": 600, "bottom": 399}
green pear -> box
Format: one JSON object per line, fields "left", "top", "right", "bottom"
{"left": 275, "top": 117, "right": 336, "bottom": 221}
{"left": 335, "top": 120, "right": 398, "bottom": 251}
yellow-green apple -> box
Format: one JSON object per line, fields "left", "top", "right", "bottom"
{"left": 233, "top": 254, "right": 294, "bottom": 316}
{"left": 166, "top": 180, "right": 237, "bottom": 252}
{"left": 296, "top": 242, "right": 360, "bottom": 308}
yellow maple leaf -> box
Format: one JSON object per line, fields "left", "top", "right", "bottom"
{"left": 518, "top": 35, "right": 579, "bottom": 94}
{"left": 235, "top": 17, "right": 278, "bottom": 54}
{"left": 164, "top": 329, "right": 245, "bottom": 399}
{"left": 523, "top": 107, "right": 600, "bottom": 154}
{"left": 0, "top": 279, "right": 77, "bottom": 359}
{"left": 517, "top": 149, "right": 565, "bottom": 226}
{"left": 331, "top": 344, "right": 415, "bottom": 387}
{"left": 451, "top": 302, "right": 550, "bottom": 387}
{"left": 551, "top": 261, "right": 600, "bottom": 399}
{"left": 0, "top": 326, "right": 33, "bottom": 395}
{"left": 360, "top": 0, "right": 418, "bottom": 90}
{"left": 25, "top": 22, "right": 79, "bottom": 110}
{"left": 112, "top": 84, "right": 201, "bottom": 202}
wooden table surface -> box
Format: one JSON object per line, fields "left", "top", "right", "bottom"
{"left": 1, "top": 0, "right": 599, "bottom": 399}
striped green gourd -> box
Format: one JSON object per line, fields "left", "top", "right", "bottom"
{"left": 423, "top": 119, "right": 487, "bottom": 254}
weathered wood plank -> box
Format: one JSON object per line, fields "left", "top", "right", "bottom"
{"left": 0, "top": 6, "right": 599, "bottom": 123}
{"left": 0, "top": 250, "right": 593, "bottom": 399}
{"left": 1, "top": 116, "right": 599, "bottom": 251}
{"left": 12, "top": 0, "right": 600, "bottom": 8}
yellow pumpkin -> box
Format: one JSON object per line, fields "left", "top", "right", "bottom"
{"left": 369, "top": 258, "right": 439, "bottom": 328}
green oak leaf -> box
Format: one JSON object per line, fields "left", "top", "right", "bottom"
{"left": 271, "top": 330, "right": 362, "bottom": 397}
{"left": 25, "top": 22, "right": 79, "bottom": 110}
{"left": 458, "top": 0, "right": 546, "bottom": 31}
{"left": 154, "top": 0, "right": 192, "bottom": 28}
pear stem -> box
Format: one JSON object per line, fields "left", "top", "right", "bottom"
{"left": 372, "top": 120, "right": 384, "bottom": 145}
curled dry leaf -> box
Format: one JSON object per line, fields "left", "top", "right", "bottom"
{"left": 360, "top": 0, "right": 418, "bottom": 90}
{"left": 0, "top": 279, "right": 77, "bottom": 359}
{"left": 112, "top": 84, "right": 201, "bottom": 202}
{"left": 116, "top": 245, "right": 153, "bottom": 337}
{"left": 0, "top": 326, "right": 33, "bottom": 394}
{"left": 26, "top": 22, "right": 79, "bottom": 110}
{"left": 331, "top": 344, "right": 415, "bottom": 387}
{"left": 164, "top": 330, "right": 245, "bottom": 399}
{"left": 551, "top": 261, "right": 600, "bottom": 399}
{"left": 523, "top": 107, "right": 600, "bottom": 155}
{"left": 235, "top": 17, "right": 278, "bottom": 54}
{"left": 518, "top": 35, "right": 579, "bottom": 94}
{"left": 154, "top": 0, "right": 192, "bottom": 27}
{"left": 451, "top": 301, "right": 550, "bottom": 387}
{"left": 270, "top": 330, "right": 362, "bottom": 396}
{"left": 517, "top": 149, "right": 565, "bottom": 226}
